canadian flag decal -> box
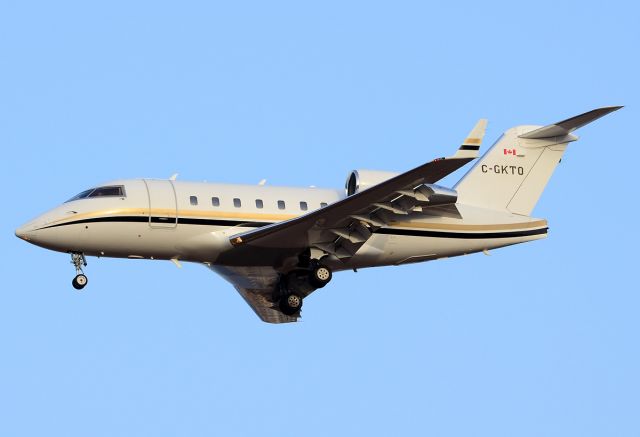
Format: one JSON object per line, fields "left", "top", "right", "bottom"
{"left": 504, "top": 148, "right": 517, "bottom": 155}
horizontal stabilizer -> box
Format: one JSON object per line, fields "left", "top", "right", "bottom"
{"left": 519, "top": 106, "right": 622, "bottom": 139}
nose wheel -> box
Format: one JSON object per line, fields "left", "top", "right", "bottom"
{"left": 72, "top": 274, "right": 88, "bottom": 290}
{"left": 70, "top": 252, "right": 88, "bottom": 290}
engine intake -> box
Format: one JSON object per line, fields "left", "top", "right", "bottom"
{"left": 345, "top": 170, "right": 400, "bottom": 196}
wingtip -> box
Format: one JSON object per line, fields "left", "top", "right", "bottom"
{"left": 467, "top": 118, "right": 488, "bottom": 142}
{"left": 453, "top": 118, "right": 487, "bottom": 159}
{"left": 591, "top": 105, "right": 624, "bottom": 115}
{"left": 597, "top": 105, "right": 624, "bottom": 112}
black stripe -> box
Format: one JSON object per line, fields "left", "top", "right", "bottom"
{"left": 41, "top": 216, "right": 547, "bottom": 239}
{"left": 459, "top": 145, "right": 480, "bottom": 150}
{"left": 44, "top": 216, "right": 149, "bottom": 228}
{"left": 42, "top": 216, "right": 273, "bottom": 229}
{"left": 375, "top": 227, "right": 548, "bottom": 239}
{"left": 177, "top": 217, "right": 267, "bottom": 227}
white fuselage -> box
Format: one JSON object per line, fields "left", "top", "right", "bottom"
{"left": 16, "top": 178, "right": 547, "bottom": 272}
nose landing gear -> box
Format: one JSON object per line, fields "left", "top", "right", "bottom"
{"left": 70, "top": 252, "right": 88, "bottom": 290}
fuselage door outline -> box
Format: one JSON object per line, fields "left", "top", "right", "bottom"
{"left": 143, "top": 179, "right": 178, "bottom": 229}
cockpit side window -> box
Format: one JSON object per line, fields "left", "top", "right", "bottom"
{"left": 88, "top": 186, "right": 125, "bottom": 197}
{"left": 65, "top": 185, "right": 126, "bottom": 202}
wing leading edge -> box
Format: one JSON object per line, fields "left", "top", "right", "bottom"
{"left": 220, "top": 157, "right": 476, "bottom": 268}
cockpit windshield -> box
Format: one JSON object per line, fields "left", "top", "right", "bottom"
{"left": 66, "top": 189, "right": 94, "bottom": 202}
{"left": 65, "top": 185, "right": 126, "bottom": 202}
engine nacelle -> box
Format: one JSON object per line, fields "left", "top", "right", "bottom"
{"left": 345, "top": 169, "right": 458, "bottom": 208}
{"left": 345, "top": 169, "right": 400, "bottom": 196}
{"left": 417, "top": 184, "right": 458, "bottom": 206}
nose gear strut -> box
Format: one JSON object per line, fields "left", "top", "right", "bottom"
{"left": 70, "top": 252, "right": 88, "bottom": 290}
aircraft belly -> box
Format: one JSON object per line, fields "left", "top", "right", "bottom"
{"left": 68, "top": 217, "right": 548, "bottom": 267}
{"left": 76, "top": 223, "right": 231, "bottom": 261}
{"left": 344, "top": 231, "right": 546, "bottom": 269}
{"left": 67, "top": 217, "right": 547, "bottom": 270}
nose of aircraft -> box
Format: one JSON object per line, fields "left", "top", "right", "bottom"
{"left": 16, "top": 208, "right": 82, "bottom": 252}
{"left": 15, "top": 222, "right": 38, "bottom": 241}
{"left": 15, "top": 214, "right": 47, "bottom": 242}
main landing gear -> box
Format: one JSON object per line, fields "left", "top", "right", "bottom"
{"left": 310, "top": 262, "right": 332, "bottom": 288}
{"left": 70, "top": 252, "right": 88, "bottom": 290}
{"left": 277, "top": 260, "right": 333, "bottom": 316}
{"left": 279, "top": 292, "right": 303, "bottom": 315}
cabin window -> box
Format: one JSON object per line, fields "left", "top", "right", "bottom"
{"left": 211, "top": 197, "right": 220, "bottom": 207}
{"left": 255, "top": 199, "right": 263, "bottom": 209}
{"left": 190, "top": 196, "right": 198, "bottom": 206}
{"left": 233, "top": 198, "right": 242, "bottom": 208}
{"left": 277, "top": 200, "right": 286, "bottom": 210}
{"left": 300, "top": 201, "right": 308, "bottom": 211}
{"left": 320, "top": 202, "right": 328, "bottom": 208}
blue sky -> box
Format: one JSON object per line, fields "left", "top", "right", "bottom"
{"left": 1, "top": 1, "right": 638, "bottom": 436}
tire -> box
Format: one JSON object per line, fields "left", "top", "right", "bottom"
{"left": 310, "top": 264, "right": 332, "bottom": 288}
{"left": 72, "top": 274, "right": 88, "bottom": 290}
{"left": 279, "top": 293, "right": 303, "bottom": 315}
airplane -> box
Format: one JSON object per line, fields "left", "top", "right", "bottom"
{"left": 15, "top": 106, "right": 621, "bottom": 323}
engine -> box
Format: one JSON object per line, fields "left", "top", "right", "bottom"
{"left": 345, "top": 169, "right": 400, "bottom": 196}
{"left": 345, "top": 169, "right": 458, "bottom": 207}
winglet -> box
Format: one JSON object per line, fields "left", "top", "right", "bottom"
{"left": 519, "top": 106, "right": 623, "bottom": 139}
{"left": 453, "top": 118, "right": 488, "bottom": 159}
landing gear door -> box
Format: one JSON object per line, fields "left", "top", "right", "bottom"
{"left": 143, "top": 179, "right": 178, "bottom": 228}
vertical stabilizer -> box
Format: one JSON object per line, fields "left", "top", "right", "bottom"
{"left": 454, "top": 107, "right": 621, "bottom": 216}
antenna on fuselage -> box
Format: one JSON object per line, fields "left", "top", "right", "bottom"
{"left": 258, "top": 179, "right": 267, "bottom": 186}
{"left": 169, "top": 173, "right": 179, "bottom": 181}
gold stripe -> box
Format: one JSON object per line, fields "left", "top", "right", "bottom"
{"left": 48, "top": 208, "right": 147, "bottom": 226}
{"left": 47, "top": 208, "right": 299, "bottom": 226}
{"left": 48, "top": 208, "right": 547, "bottom": 233}
{"left": 463, "top": 138, "right": 482, "bottom": 145}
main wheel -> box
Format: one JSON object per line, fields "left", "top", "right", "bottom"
{"left": 279, "top": 293, "right": 303, "bottom": 315}
{"left": 72, "top": 274, "right": 88, "bottom": 290}
{"left": 310, "top": 263, "right": 332, "bottom": 288}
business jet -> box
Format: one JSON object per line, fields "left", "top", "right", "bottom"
{"left": 15, "top": 106, "right": 621, "bottom": 323}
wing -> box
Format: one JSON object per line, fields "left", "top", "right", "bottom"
{"left": 207, "top": 265, "right": 298, "bottom": 323}
{"left": 218, "top": 120, "right": 486, "bottom": 268}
